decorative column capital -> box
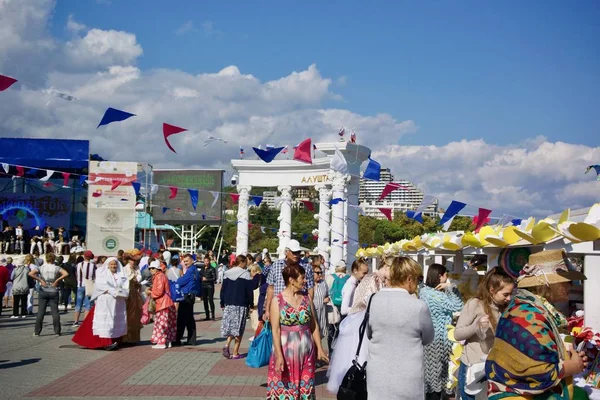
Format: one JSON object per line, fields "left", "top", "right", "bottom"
{"left": 316, "top": 185, "right": 332, "bottom": 202}
{"left": 330, "top": 171, "right": 349, "bottom": 191}
{"left": 237, "top": 185, "right": 252, "bottom": 194}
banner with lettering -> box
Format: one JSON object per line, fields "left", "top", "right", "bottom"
{"left": 86, "top": 161, "right": 137, "bottom": 255}
{"left": 0, "top": 193, "right": 72, "bottom": 230}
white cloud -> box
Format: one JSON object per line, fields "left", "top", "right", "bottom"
{"left": 372, "top": 140, "right": 600, "bottom": 217}
{"left": 202, "top": 20, "right": 222, "bottom": 37}
{"left": 65, "top": 28, "right": 143, "bottom": 68}
{"left": 0, "top": 0, "right": 597, "bottom": 218}
{"left": 66, "top": 14, "right": 87, "bottom": 34}
{"left": 175, "top": 20, "right": 196, "bottom": 36}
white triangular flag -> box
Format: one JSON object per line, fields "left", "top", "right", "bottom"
{"left": 496, "top": 214, "right": 512, "bottom": 227}
{"left": 442, "top": 215, "right": 456, "bottom": 231}
{"left": 1, "top": 163, "right": 8, "bottom": 173}
{"left": 210, "top": 191, "right": 220, "bottom": 208}
{"left": 40, "top": 170, "right": 54, "bottom": 181}
{"left": 415, "top": 194, "right": 437, "bottom": 216}
{"left": 330, "top": 147, "right": 348, "bottom": 174}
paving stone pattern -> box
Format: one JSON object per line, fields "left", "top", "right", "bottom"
{"left": 0, "top": 285, "right": 336, "bottom": 399}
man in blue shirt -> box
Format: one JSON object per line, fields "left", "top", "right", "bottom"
{"left": 263, "top": 239, "right": 313, "bottom": 321}
{"left": 173, "top": 254, "right": 201, "bottom": 346}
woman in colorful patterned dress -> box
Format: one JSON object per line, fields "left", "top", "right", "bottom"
{"left": 146, "top": 260, "right": 176, "bottom": 349}
{"left": 267, "top": 263, "right": 329, "bottom": 400}
{"left": 486, "top": 250, "right": 589, "bottom": 399}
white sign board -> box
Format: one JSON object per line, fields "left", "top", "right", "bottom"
{"left": 86, "top": 161, "right": 137, "bottom": 255}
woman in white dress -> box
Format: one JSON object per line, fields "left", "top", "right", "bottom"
{"left": 326, "top": 256, "right": 391, "bottom": 394}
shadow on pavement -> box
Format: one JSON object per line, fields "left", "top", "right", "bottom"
{"left": 0, "top": 358, "right": 41, "bottom": 369}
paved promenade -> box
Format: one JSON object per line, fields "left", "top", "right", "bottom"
{"left": 0, "top": 287, "right": 335, "bottom": 399}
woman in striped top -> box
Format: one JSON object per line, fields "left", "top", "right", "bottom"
{"left": 312, "top": 263, "right": 330, "bottom": 352}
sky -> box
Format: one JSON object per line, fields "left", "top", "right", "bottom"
{"left": 0, "top": 0, "right": 599, "bottom": 218}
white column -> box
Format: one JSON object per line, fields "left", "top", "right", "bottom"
{"left": 277, "top": 185, "right": 292, "bottom": 258}
{"left": 316, "top": 184, "right": 332, "bottom": 273}
{"left": 584, "top": 255, "right": 600, "bottom": 331}
{"left": 235, "top": 185, "right": 251, "bottom": 255}
{"left": 346, "top": 175, "right": 360, "bottom": 266}
{"left": 329, "top": 172, "right": 347, "bottom": 271}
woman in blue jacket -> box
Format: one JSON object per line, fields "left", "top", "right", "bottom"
{"left": 220, "top": 255, "right": 253, "bottom": 359}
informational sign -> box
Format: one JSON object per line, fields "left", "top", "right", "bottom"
{"left": 0, "top": 193, "right": 72, "bottom": 230}
{"left": 152, "top": 169, "right": 224, "bottom": 225}
{"left": 86, "top": 161, "right": 137, "bottom": 256}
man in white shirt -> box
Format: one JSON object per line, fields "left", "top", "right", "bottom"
{"left": 73, "top": 250, "right": 96, "bottom": 326}
{"left": 340, "top": 260, "right": 369, "bottom": 316}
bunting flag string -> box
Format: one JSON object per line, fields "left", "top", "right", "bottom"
{"left": 585, "top": 165, "right": 600, "bottom": 181}
{"left": 378, "top": 207, "right": 393, "bottom": 222}
{"left": 362, "top": 157, "right": 381, "bottom": 181}
{"left": 169, "top": 186, "right": 178, "bottom": 199}
{"left": 406, "top": 210, "right": 424, "bottom": 224}
{"left": 230, "top": 193, "right": 240, "bottom": 204}
{"left": 0, "top": 161, "right": 517, "bottom": 228}
{"left": 61, "top": 172, "right": 70, "bottom": 187}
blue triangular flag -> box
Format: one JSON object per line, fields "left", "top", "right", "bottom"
{"left": 202, "top": 214, "right": 206, "bottom": 220}
{"left": 78, "top": 175, "right": 87, "bottom": 186}
{"left": 162, "top": 207, "right": 169, "bottom": 214}
{"left": 511, "top": 218, "right": 522, "bottom": 226}
{"left": 302, "top": 233, "right": 309, "bottom": 241}
{"left": 26, "top": 168, "right": 38, "bottom": 176}
{"left": 439, "top": 201, "right": 467, "bottom": 226}
{"left": 251, "top": 196, "right": 263, "bottom": 207}
{"left": 97, "top": 107, "right": 136, "bottom": 128}
{"left": 329, "top": 198, "right": 346, "bottom": 205}
{"left": 252, "top": 146, "right": 285, "bottom": 163}
{"left": 363, "top": 157, "right": 381, "bottom": 181}
{"left": 271, "top": 228, "right": 277, "bottom": 233}
{"left": 406, "top": 210, "right": 424, "bottom": 224}
{"left": 131, "top": 181, "right": 141, "bottom": 196}
{"left": 188, "top": 189, "right": 198, "bottom": 211}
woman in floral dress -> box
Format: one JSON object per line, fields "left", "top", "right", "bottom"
{"left": 267, "top": 263, "right": 329, "bottom": 400}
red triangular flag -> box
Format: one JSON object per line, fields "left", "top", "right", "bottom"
{"left": 378, "top": 207, "right": 393, "bottom": 221}
{"left": 111, "top": 180, "right": 122, "bottom": 190}
{"left": 0, "top": 74, "right": 18, "bottom": 91}
{"left": 16, "top": 166, "right": 24, "bottom": 177}
{"left": 474, "top": 208, "right": 492, "bottom": 233}
{"left": 301, "top": 200, "right": 314, "bottom": 212}
{"left": 230, "top": 193, "right": 240, "bottom": 204}
{"left": 169, "top": 186, "right": 178, "bottom": 199}
{"left": 163, "top": 123, "right": 187, "bottom": 153}
{"left": 378, "top": 182, "right": 409, "bottom": 200}
{"left": 61, "top": 172, "right": 70, "bottom": 187}
{"left": 43, "top": 182, "right": 53, "bottom": 188}
{"left": 293, "top": 138, "right": 312, "bottom": 164}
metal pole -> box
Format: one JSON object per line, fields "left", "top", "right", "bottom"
{"left": 212, "top": 225, "right": 222, "bottom": 251}
{"left": 217, "top": 235, "right": 224, "bottom": 259}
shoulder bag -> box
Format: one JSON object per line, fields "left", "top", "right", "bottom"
{"left": 337, "top": 293, "right": 375, "bottom": 400}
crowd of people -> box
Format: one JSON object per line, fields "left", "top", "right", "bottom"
{"left": 0, "top": 241, "right": 593, "bottom": 399}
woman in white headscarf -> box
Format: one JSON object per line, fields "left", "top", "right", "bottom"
{"left": 72, "top": 257, "right": 129, "bottom": 350}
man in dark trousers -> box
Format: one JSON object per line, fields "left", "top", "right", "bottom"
{"left": 173, "top": 254, "right": 201, "bottom": 346}
{"left": 200, "top": 255, "right": 216, "bottom": 321}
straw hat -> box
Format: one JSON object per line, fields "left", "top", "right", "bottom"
{"left": 517, "top": 249, "right": 586, "bottom": 288}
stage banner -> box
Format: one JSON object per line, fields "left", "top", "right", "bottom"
{"left": 86, "top": 161, "right": 137, "bottom": 256}
{"left": 0, "top": 193, "right": 72, "bottom": 230}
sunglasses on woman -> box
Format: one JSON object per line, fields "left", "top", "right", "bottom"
{"left": 314, "top": 271, "right": 322, "bottom": 275}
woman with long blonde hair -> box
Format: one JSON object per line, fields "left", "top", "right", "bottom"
{"left": 454, "top": 267, "right": 515, "bottom": 400}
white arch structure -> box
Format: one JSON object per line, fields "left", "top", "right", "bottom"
{"left": 231, "top": 142, "right": 370, "bottom": 272}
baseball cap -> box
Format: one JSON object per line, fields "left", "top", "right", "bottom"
{"left": 84, "top": 250, "right": 94, "bottom": 259}
{"left": 0, "top": 257, "right": 6, "bottom": 265}
{"left": 286, "top": 239, "right": 302, "bottom": 253}
{"left": 149, "top": 260, "right": 161, "bottom": 270}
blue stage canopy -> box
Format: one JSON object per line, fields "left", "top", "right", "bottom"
{"left": 0, "top": 138, "right": 90, "bottom": 169}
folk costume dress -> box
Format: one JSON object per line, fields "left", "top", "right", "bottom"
{"left": 267, "top": 293, "right": 316, "bottom": 400}
{"left": 149, "top": 271, "right": 177, "bottom": 346}
{"left": 485, "top": 289, "right": 574, "bottom": 400}
{"left": 72, "top": 258, "right": 129, "bottom": 348}
{"left": 121, "top": 263, "right": 144, "bottom": 344}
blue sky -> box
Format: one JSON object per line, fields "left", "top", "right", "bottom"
{"left": 53, "top": 0, "right": 600, "bottom": 147}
